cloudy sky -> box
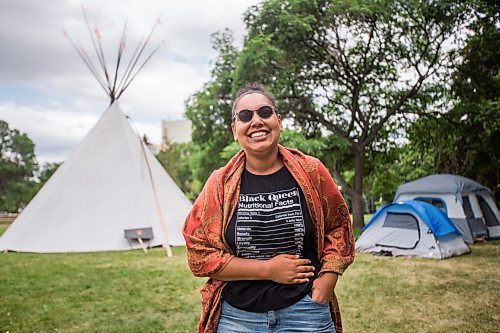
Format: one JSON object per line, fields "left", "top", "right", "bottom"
{"left": 0, "top": 0, "right": 259, "bottom": 163}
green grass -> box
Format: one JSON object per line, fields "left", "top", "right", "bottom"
{"left": 339, "top": 241, "right": 500, "bottom": 333}
{"left": 0, "top": 247, "right": 204, "bottom": 333}
{"left": 0, "top": 225, "right": 499, "bottom": 332}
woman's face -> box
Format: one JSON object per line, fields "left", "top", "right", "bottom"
{"left": 231, "top": 93, "right": 282, "bottom": 157}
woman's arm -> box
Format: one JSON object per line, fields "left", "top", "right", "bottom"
{"left": 311, "top": 272, "right": 338, "bottom": 304}
{"left": 212, "top": 254, "right": 315, "bottom": 284}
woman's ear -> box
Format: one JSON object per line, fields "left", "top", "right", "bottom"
{"left": 231, "top": 122, "right": 238, "bottom": 141}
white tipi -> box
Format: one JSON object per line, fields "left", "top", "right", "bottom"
{"left": 0, "top": 14, "right": 191, "bottom": 255}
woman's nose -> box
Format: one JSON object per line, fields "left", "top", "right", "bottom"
{"left": 250, "top": 119, "right": 264, "bottom": 128}
{"left": 250, "top": 113, "right": 265, "bottom": 127}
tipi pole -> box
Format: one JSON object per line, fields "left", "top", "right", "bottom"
{"left": 138, "top": 135, "right": 173, "bottom": 257}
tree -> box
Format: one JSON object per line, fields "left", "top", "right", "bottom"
{"left": 409, "top": 0, "right": 500, "bottom": 204}
{"left": 156, "top": 141, "right": 198, "bottom": 201}
{"left": 37, "top": 162, "right": 60, "bottom": 184}
{"left": 234, "top": 0, "right": 466, "bottom": 228}
{"left": 364, "top": 141, "right": 436, "bottom": 210}
{"left": 185, "top": 29, "right": 239, "bottom": 186}
{"left": 0, "top": 120, "right": 38, "bottom": 212}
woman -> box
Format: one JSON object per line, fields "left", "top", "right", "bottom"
{"left": 183, "top": 83, "right": 355, "bottom": 333}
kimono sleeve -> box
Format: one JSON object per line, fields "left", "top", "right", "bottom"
{"left": 318, "top": 162, "right": 355, "bottom": 276}
{"left": 182, "top": 171, "right": 234, "bottom": 277}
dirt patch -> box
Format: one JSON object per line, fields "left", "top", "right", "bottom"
{"left": 0, "top": 216, "right": 15, "bottom": 223}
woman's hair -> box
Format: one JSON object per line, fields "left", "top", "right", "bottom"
{"left": 231, "top": 83, "right": 277, "bottom": 117}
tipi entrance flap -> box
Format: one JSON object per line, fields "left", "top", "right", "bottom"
{"left": 125, "top": 227, "right": 154, "bottom": 253}
{"left": 375, "top": 212, "right": 420, "bottom": 249}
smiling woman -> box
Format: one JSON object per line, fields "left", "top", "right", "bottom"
{"left": 183, "top": 83, "right": 355, "bottom": 333}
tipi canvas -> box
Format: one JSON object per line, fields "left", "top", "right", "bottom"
{"left": 0, "top": 103, "right": 192, "bottom": 253}
{"left": 0, "top": 13, "right": 192, "bottom": 254}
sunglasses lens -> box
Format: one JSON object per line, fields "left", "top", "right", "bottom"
{"left": 257, "top": 106, "right": 274, "bottom": 119}
{"left": 237, "top": 109, "right": 253, "bottom": 122}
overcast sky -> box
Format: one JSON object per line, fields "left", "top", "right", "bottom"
{"left": 0, "top": 0, "right": 259, "bottom": 163}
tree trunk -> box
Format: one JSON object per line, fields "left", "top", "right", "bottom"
{"left": 351, "top": 145, "right": 365, "bottom": 229}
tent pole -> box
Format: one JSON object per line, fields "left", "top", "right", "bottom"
{"left": 138, "top": 135, "right": 173, "bottom": 257}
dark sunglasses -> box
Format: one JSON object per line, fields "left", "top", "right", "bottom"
{"left": 232, "top": 105, "right": 275, "bottom": 123}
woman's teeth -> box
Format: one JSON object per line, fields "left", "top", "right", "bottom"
{"left": 250, "top": 131, "right": 268, "bottom": 138}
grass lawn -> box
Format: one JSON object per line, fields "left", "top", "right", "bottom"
{"left": 0, "top": 225, "right": 499, "bottom": 332}
{"left": 0, "top": 224, "right": 8, "bottom": 235}
{"left": 339, "top": 241, "right": 499, "bottom": 333}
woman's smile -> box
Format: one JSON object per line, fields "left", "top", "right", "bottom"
{"left": 248, "top": 130, "right": 269, "bottom": 139}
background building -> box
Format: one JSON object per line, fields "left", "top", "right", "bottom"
{"left": 161, "top": 119, "right": 192, "bottom": 145}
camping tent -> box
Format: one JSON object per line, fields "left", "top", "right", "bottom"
{"left": 0, "top": 15, "right": 192, "bottom": 254}
{"left": 356, "top": 200, "right": 470, "bottom": 259}
{"left": 394, "top": 174, "right": 500, "bottom": 243}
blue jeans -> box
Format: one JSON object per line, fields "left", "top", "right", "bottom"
{"left": 216, "top": 294, "right": 335, "bottom": 333}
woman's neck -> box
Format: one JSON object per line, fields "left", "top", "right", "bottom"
{"left": 245, "top": 148, "right": 283, "bottom": 175}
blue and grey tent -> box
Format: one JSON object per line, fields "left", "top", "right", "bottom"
{"left": 394, "top": 174, "right": 500, "bottom": 243}
{"left": 356, "top": 200, "right": 470, "bottom": 259}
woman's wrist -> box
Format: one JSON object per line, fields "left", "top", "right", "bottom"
{"left": 311, "top": 272, "right": 338, "bottom": 303}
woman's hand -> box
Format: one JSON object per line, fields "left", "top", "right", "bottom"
{"left": 210, "top": 254, "right": 314, "bottom": 283}
{"left": 266, "top": 254, "right": 315, "bottom": 284}
{"left": 311, "top": 272, "right": 338, "bottom": 304}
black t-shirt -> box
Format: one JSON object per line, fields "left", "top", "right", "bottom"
{"left": 221, "top": 166, "right": 320, "bottom": 312}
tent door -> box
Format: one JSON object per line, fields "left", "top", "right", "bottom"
{"left": 462, "top": 195, "right": 488, "bottom": 240}
{"left": 476, "top": 194, "right": 500, "bottom": 239}
{"left": 477, "top": 195, "right": 500, "bottom": 227}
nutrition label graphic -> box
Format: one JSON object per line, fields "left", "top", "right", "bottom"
{"left": 235, "top": 187, "right": 305, "bottom": 259}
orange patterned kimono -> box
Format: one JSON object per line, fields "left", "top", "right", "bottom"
{"left": 183, "top": 145, "right": 355, "bottom": 333}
